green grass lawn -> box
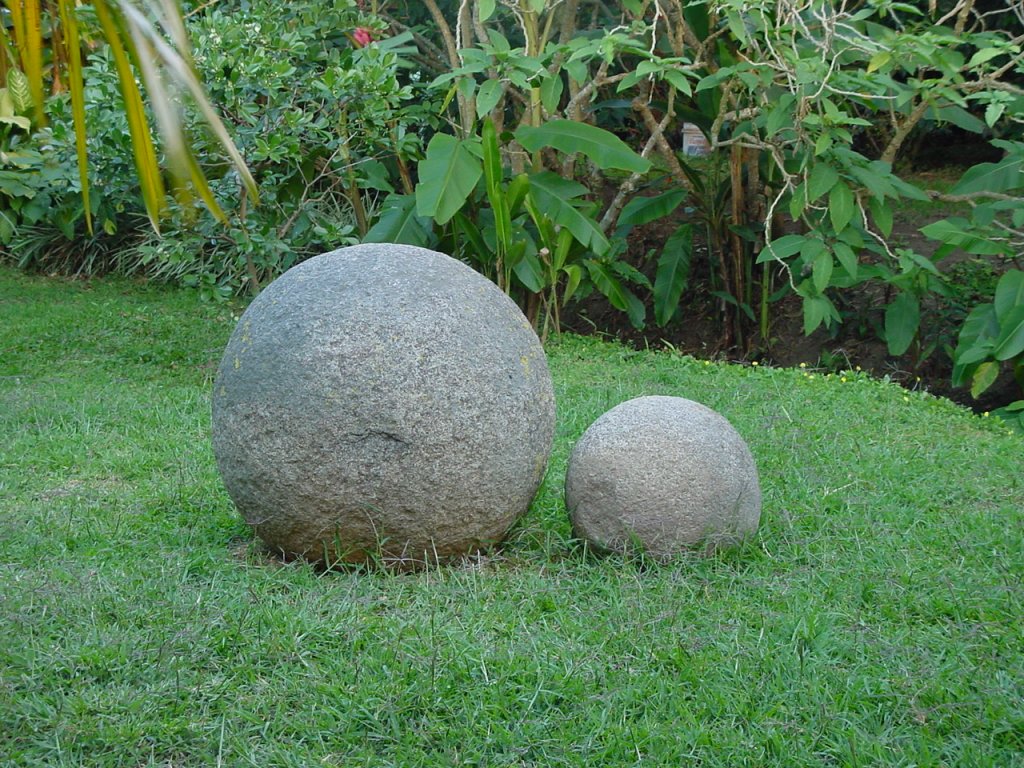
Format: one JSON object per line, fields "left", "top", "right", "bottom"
{"left": 1, "top": 265, "right": 1022, "bottom": 767}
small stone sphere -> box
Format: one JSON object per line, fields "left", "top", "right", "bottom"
{"left": 211, "top": 244, "right": 556, "bottom": 567}
{"left": 565, "top": 396, "right": 761, "bottom": 558}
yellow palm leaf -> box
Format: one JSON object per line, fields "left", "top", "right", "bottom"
{"left": 57, "top": 0, "right": 92, "bottom": 234}
{"left": 3, "top": 0, "right": 257, "bottom": 234}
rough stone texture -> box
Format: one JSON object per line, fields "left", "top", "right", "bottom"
{"left": 211, "top": 244, "right": 555, "bottom": 567}
{"left": 565, "top": 396, "right": 761, "bottom": 558}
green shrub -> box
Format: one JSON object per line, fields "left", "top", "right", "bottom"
{"left": 4, "top": 0, "right": 423, "bottom": 296}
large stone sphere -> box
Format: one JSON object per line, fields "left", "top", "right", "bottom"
{"left": 565, "top": 396, "right": 761, "bottom": 558}
{"left": 212, "top": 244, "right": 555, "bottom": 567}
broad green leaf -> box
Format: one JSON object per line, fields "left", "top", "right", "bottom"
{"left": 513, "top": 252, "right": 545, "bottom": 293}
{"left": 6, "top": 0, "right": 44, "bottom": 124}
{"left": 834, "top": 243, "right": 858, "bottom": 280}
{"left": 968, "top": 47, "right": 1008, "bottom": 68}
{"left": 985, "top": 102, "right": 1006, "bottom": 128}
{"left": 808, "top": 163, "right": 839, "bottom": 202}
{"left": 452, "top": 211, "right": 491, "bottom": 268}
{"left": 803, "top": 295, "right": 833, "bottom": 335}
{"left": 551, "top": 226, "right": 574, "bottom": 272}
{"left": 789, "top": 183, "right": 808, "bottom": 219}
{"left": 476, "top": 79, "right": 504, "bottom": 119}
{"left": 800, "top": 237, "right": 826, "bottom": 263}
{"left": 884, "top": 292, "right": 920, "bottom": 356}
{"left": 869, "top": 196, "right": 893, "bottom": 237}
{"left": 516, "top": 120, "right": 651, "bottom": 173}
{"left": 848, "top": 163, "right": 898, "bottom": 200}
{"left": 358, "top": 159, "right": 395, "bottom": 193}
{"left": 481, "top": 118, "right": 510, "bottom": 252}
{"left": 540, "top": 73, "right": 564, "bottom": 114}
{"left": 890, "top": 175, "right": 930, "bottom": 202}
{"left": 994, "top": 270, "right": 1024, "bottom": 321}
{"left": 565, "top": 57, "right": 587, "bottom": 84}
{"left": 683, "top": 1, "right": 710, "bottom": 38}
{"left": 0, "top": 113, "right": 30, "bottom": 131}
{"left": 725, "top": 10, "right": 748, "bottom": 45}
{"left": 506, "top": 173, "right": 530, "bottom": 213}
{"left": 829, "top": 181, "right": 855, "bottom": 233}
{"left": 611, "top": 259, "right": 650, "bottom": 291}
{"left": 0, "top": 170, "right": 36, "bottom": 197}
{"left": 756, "top": 234, "right": 807, "bottom": 264}
{"left": 663, "top": 68, "right": 692, "bottom": 96}
{"left": 6, "top": 68, "right": 31, "bottom": 115}
{"left": 616, "top": 189, "right": 686, "bottom": 231}
{"left": 971, "top": 361, "right": 1000, "bottom": 399}
{"left": 957, "top": 303, "right": 1000, "bottom": 349}
{"left": 867, "top": 51, "right": 891, "bottom": 72}
{"left": 812, "top": 250, "right": 833, "bottom": 294}
{"left": 415, "top": 134, "right": 483, "bottom": 226}
{"left": 527, "top": 171, "right": 610, "bottom": 255}
{"left": 951, "top": 155, "right": 1024, "bottom": 195}
{"left": 765, "top": 94, "right": 795, "bottom": 137}
{"left": 920, "top": 218, "right": 1010, "bottom": 256}
{"left": 479, "top": 0, "right": 496, "bottom": 21}
{"left": 364, "top": 194, "right": 434, "bottom": 246}
{"left": 562, "top": 264, "right": 583, "bottom": 305}
{"left": 992, "top": 305, "right": 1024, "bottom": 361}
{"left": 900, "top": 248, "right": 942, "bottom": 276}
{"left": 587, "top": 260, "right": 645, "bottom": 328}
{"left": 653, "top": 223, "right": 693, "bottom": 326}
{"left": 935, "top": 104, "right": 987, "bottom": 134}
{"left": 956, "top": 345, "right": 996, "bottom": 369}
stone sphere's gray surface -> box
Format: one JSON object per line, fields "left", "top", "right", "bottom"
{"left": 565, "top": 396, "right": 760, "bottom": 558}
{"left": 212, "top": 244, "right": 555, "bottom": 566}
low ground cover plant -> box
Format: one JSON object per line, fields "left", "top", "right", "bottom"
{"left": 1, "top": 267, "right": 1021, "bottom": 766}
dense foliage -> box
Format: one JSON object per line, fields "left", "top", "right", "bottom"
{"left": 0, "top": 0, "right": 1022, "bottom": 409}
{"left": 3, "top": 0, "right": 419, "bottom": 296}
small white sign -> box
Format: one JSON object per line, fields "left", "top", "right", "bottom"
{"left": 682, "top": 123, "right": 711, "bottom": 156}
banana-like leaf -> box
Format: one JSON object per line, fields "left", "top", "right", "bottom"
{"left": 516, "top": 120, "right": 651, "bottom": 173}
{"left": 364, "top": 194, "right": 434, "bottom": 246}
{"left": 586, "top": 259, "right": 646, "bottom": 329}
{"left": 415, "top": 134, "right": 482, "bottom": 226}
{"left": 526, "top": 172, "right": 609, "bottom": 255}
{"left": 994, "top": 269, "right": 1024, "bottom": 322}
{"left": 653, "top": 224, "right": 693, "bottom": 326}
{"left": 482, "top": 118, "right": 511, "bottom": 255}
{"left": 993, "top": 305, "right": 1024, "bottom": 362}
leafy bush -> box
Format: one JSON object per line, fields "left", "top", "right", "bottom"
{"left": 4, "top": 0, "right": 422, "bottom": 296}
{"left": 952, "top": 269, "right": 1024, "bottom": 428}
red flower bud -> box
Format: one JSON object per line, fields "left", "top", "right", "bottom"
{"left": 352, "top": 27, "right": 374, "bottom": 47}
